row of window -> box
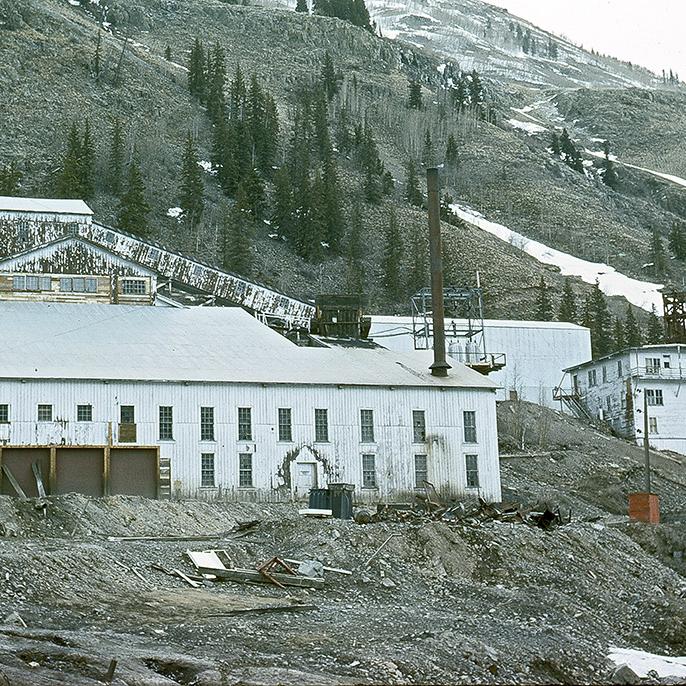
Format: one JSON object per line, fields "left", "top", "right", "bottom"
{"left": 10, "top": 275, "right": 147, "bottom": 295}
{"left": 0, "top": 404, "right": 479, "bottom": 445}
{"left": 586, "top": 355, "right": 673, "bottom": 388}
{"left": 199, "top": 452, "right": 480, "bottom": 490}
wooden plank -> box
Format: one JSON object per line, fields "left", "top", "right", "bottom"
{"left": 195, "top": 566, "right": 325, "bottom": 589}
{"left": 31, "top": 462, "right": 47, "bottom": 499}
{"left": 201, "top": 604, "right": 317, "bottom": 617}
{"left": 49, "top": 447, "right": 57, "bottom": 494}
{"left": 283, "top": 558, "right": 352, "bottom": 575}
{"left": 186, "top": 550, "right": 226, "bottom": 570}
{"left": 173, "top": 569, "right": 202, "bottom": 589}
{"left": 1, "top": 464, "right": 27, "bottom": 500}
{"left": 103, "top": 425, "right": 112, "bottom": 497}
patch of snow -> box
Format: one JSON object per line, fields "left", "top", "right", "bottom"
{"left": 67, "top": 0, "right": 80, "bottom": 5}
{"left": 591, "top": 137, "right": 607, "bottom": 143}
{"left": 263, "top": 219, "right": 271, "bottom": 225}
{"left": 608, "top": 648, "right": 686, "bottom": 679}
{"left": 166, "top": 207, "right": 183, "bottom": 219}
{"left": 437, "top": 63, "right": 447, "bottom": 75}
{"left": 507, "top": 119, "right": 546, "bottom": 135}
{"left": 268, "top": 233, "right": 279, "bottom": 239}
{"left": 198, "top": 160, "right": 216, "bottom": 175}
{"left": 169, "top": 61, "right": 189, "bottom": 73}
{"left": 450, "top": 203, "right": 664, "bottom": 314}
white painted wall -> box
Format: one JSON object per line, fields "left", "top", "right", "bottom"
{"left": 570, "top": 345, "right": 686, "bottom": 454}
{"left": 0, "top": 378, "right": 502, "bottom": 502}
{"left": 369, "top": 317, "right": 592, "bottom": 408}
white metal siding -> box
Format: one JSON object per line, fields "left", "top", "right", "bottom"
{"left": 0, "top": 378, "right": 501, "bottom": 502}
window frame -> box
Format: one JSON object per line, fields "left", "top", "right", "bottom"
{"left": 465, "top": 454, "right": 479, "bottom": 489}
{"left": 0, "top": 404, "right": 9, "bottom": 423}
{"left": 159, "top": 405, "right": 174, "bottom": 441}
{"left": 646, "top": 389, "right": 664, "bottom": 406}
{"left": 239, "top": 453, "right": 253, "bottom": 488}
{"left": 37, "top": 404, "right": 53, "bottom": 422}
{"left": 645, "top": 358, "right": 661, "bottom": 375}
{"left": 414, "top": 454, "right": 428, "bottom": 488}
{"left": 648, "top": 416, "right": 659, "bottom": 434}
{"left": 120, "top": 405, "right": 135, "bottom": 424}
{"left": 361, "top": 453, "right": 377, "bottom": 489}
{"left": 314, "top": 408, "right": 329, "bottom": 442}
{"left": 121, "top": 279, "right": 147, "bottom": 295}
{"left": 200, "top": 406, "right": 215, "bottom": 442}
{"left": 360, "top": 409, "right": 375, "bottom": 443}
{"left": 463, "top": 410, "right": 477, "bottom": 444}
{"left": 200, "top": 453, "right": 215, "bottom": 488}
{"left": 412, "top": 410, "right": 426, "bottom": 443}
{"left": 278, "top": 408, "right": 292, "bottom": 442}
{"left": 238, "top": 407, "right": 252, "bottom": 441}
{"left": 77, "top": 404, "right": 93, "bottom": 422}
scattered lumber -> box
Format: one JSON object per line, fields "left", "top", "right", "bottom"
{"left": 283, "top": 558, "right": 352, "bottom": 575}
{"left": 193, "top": 565, "right": 325, "bottom": 589}
{"left": 172, "top": 569, "right": 202, "bottom": 589}
{"left": 298, "top": 508, "right": 332, "bottom": 517}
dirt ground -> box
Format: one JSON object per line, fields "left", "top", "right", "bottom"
{"left": 0, "top": 402, "right": 684, "bottom": 685}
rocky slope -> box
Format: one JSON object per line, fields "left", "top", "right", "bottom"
{"left": 1, "top": 0, "right": 685, "bottom": 320}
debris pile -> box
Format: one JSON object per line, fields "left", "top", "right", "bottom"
{"left": 371, "top": 494, "right": 570, "bottom": 531}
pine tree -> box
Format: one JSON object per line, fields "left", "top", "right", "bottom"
{"left": 558, "top": 277, "right": 577, "bottom": 323}
{"left": 179, "top": 133, "right": 204, "bottom": 228}
{"left": 624, "top": 305, "right": 642, "bottom": 347}
{"left": 406, "top": 229, "right": 428, "bottom": 295}
{"left": 345, "top": 201, "right": 365, "bottom": 294}
{"left": 109, "top": 118, "right": 125, "bottom": 196}
{"left": 117, "top": 155, "right": 150, "bottom": 237}
{"left": 381, "top": 207, "right": 403, "bottom": 303}
{"left": 645, "top": 305, "right": 664, "bottom": 344}
{"left": 468, "top": 69, "right": 484, "bottom": 118}
{"left": 535, "top": 276, "right": 553, "bottom": 321}
{"left": 164, "top": 45, "right": 172, "bottom": 61}
{"left": 590, "top": 281, "right": 612, "bottom": 356}
{"left": 56, "top": 122, "right": 84, "bottom": 198}
{"left": 560, "top": 128, "right": 583, "bottom": 173}
{"left": 405, "top": 160, "right": 423, "bottom": 207}
{"left": 452, "top": 75, "right": 467, "bottom": 113}
{"left": 295, "top": 0, "right": 308, "bottom": 10}
{"left": 408, "top": 80, "right": 422, "bottom": 110}
{"left": 551, "top": 132, "right": 561, "bottom": 156}
{"left": 650, "top": 227, "right": 667, "bottom": 275}
{"left": 206, "top": 43, "right": 226, "bottom": 124}
{"left": 80, "top": 118, "right": 96, "bottom": 199}
{"left": 0, "top": 162, "right": 22, "bottom": 195}
{"left": 271, "top": 166, "right": 294, "bottom": 239}
{"left": 321, "top": 51, "right": 338, "bottom": 101}
{"left": 222, "top": 205, "right": 252, "bottom": 275}
{"left": 581, "top": 293, "right": 593, "bottom": 331}
{"left": 613, "top": 316, "right": 625, "bottom": 350}
{"left": 236, "top": 167, "right": 265, "bottom": 221}
{"left": 601, "top": 141, "right": 619, "bottom": 189}
{"left": 445, "top": 134, "right": 459, "bottom": 168}
{"left": 188, "top": 38, "right": 206, "bottom": 101}
{"left": 668, "top": 222, "right": 686, "bottom": 260}
{"left": 320, "top": 152, "right": 344, "bottom": 251}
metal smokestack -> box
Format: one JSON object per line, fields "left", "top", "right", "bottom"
{"left": 426, "top": 167, "right": 451, "bottom": 377}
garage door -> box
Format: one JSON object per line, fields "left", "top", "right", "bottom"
{"left": 110, "top": 448, "right": 158, "bottom": 498}
{"left": 55, "top": 448, "right": 104, "bottom": 496}
{"left": 1, "top": 448, "right": 50, "bottom": 497}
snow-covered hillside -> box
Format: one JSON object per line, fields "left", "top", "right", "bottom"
{"left": 365, "top": 0, "right": 658, "bottom": 90}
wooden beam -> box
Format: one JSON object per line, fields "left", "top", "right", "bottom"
{"left": 49, "top": 447, "right": 57, "bottom": 494}
{"left": 0, "top": 447, "right": 3, "bottom": 495}
{"left": 103, "top": 423, "right": 112, "bottom": 497}
{"left": 195, "top": 566, "right": 325, "bottom": 589}
{"left": 1, "top": 465, "right": 27, "bottom": 500}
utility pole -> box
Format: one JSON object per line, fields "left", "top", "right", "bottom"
{"left": 643, "top": 390, "right": 652, "bottom": 493}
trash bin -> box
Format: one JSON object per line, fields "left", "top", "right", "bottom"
{"left": 327, "top": 482, "right": 355, "bottom": 520}
{"left": 308, "top": 488, "right": 331, "bottom": 510}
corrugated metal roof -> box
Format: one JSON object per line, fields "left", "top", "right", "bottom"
{"left": 0, "top": 197, "right": 94, "bottom": 215}
{"left": 0, "top": 302, "right": 496, "bottom": 389}
{"left": 370, "top": 315, "right": 589, "bottom": 331}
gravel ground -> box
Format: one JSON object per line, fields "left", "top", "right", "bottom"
{"left": 0, "top": 403, "right": 684, "bottom": 685}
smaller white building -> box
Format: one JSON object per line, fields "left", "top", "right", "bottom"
{"left": 563, "top": 344, "right": 686, "bottom": 454}
{"left": 369, "top": 316, "right": 592, "bottom": 408}
{"left": 0, "top": 196, "right": 93, "bottom": 226}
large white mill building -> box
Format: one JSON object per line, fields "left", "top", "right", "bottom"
{"left": 0, "top": 302, "right": 502, "bottom": 502}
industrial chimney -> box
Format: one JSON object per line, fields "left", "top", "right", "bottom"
{"left": 426, "top": 167, "right": 451, "bottom": 377}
